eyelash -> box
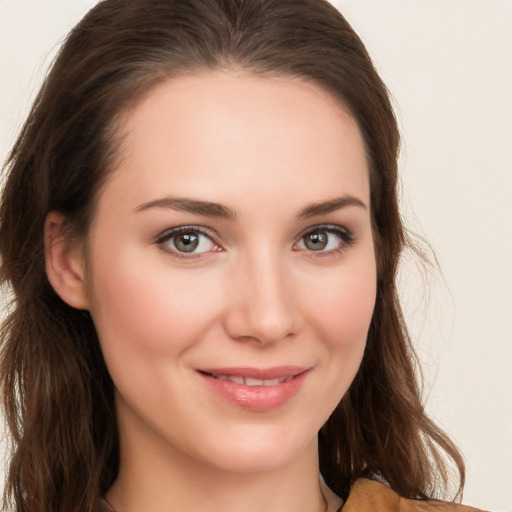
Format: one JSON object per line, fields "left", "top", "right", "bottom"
{"left": 155, "top": 224, "right": 356, "bottom": 260}
{"left": 294, "top": 224, "right": 356, "bottom": 257}
{"left": 155, "top": 225, "right": 221, "bottom": 260}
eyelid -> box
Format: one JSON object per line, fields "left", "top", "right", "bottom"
{"left": 294, "top": 223, "right": 356, "bottom": 254}
{"left": 153, "top": 223, "right": 355, "bottom": 260}
{"left": 155, "top": 224, "right": 219, "bottom": 242}
{"left": 155, "top": 225, "right": 222, "bottom": 258}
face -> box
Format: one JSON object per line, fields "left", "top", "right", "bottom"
{"left": 82, "top": 72, "right": 376, "bottom": 474}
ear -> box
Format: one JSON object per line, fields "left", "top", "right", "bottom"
{"left": 44, "top": 211, "right": 90, "bottom": 310}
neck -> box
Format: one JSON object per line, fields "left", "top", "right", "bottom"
{"left": 107, "top": 419, "right": 330, "bottom": 512}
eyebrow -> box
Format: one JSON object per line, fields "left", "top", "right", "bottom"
{"left": 134, "top": 194, "right": 366, "bottom": 221}
{"left": 297, "top": 195, "right": 367, "bottom": 219}
{"left": 134, "top": 197, "right": 237, "bottom": 220}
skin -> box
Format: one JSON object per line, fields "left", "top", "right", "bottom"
{"left": 46, "top": 71, "right": 376, "bottom": 512}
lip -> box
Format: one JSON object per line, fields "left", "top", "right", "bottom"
{"left": 197, "top": 366, "right": 310, "bottom": 412}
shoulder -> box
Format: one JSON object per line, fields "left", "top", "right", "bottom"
{"left": 342, "top": 478, "right": 489, "bottom": 512}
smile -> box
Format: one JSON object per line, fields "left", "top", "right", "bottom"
{"left": 197, "top": 366, "right": 310, "bottom": 411}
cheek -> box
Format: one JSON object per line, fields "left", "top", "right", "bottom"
{"left": 303, "top": 260, "right": 377, "bottom": 350}
{"left": 296, "top": 257, "right": 376, "bottom": 423}
{"left": 86, "top": 249, "right": 224, "bottom": 362}
{"left": 86, "top": 254, "right": 229, "bottom": 420}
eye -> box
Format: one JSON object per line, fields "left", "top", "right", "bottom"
{"left": 156, "top": 226, "right": 220, "bottom": 257}
{"left": 295, "top": 225, "right": 354, "bottom": 254}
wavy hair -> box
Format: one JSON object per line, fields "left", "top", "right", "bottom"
{"left": 0, "top": 1, "right": 464, "bottom": 510}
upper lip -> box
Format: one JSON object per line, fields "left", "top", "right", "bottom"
{"left": 197, "top": 366, "right": 310, "bottom": 380}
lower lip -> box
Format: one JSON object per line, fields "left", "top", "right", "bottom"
{"left": 198, "top": 371, "right": 309, "bottom": 412}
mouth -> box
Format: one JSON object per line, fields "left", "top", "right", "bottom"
{"left": 196, "top": 366, "right": 310, "bottom": 411}
{"left": 201, "top": 373, "right": 293, "bottom": 387}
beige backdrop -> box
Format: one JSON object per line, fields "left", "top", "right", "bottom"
{"left": 0, "top": 1, "right": 511, "bottom": 510}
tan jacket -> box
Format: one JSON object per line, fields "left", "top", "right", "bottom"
{"left": 342, "top": 479, "right": 487, "bottom": 512}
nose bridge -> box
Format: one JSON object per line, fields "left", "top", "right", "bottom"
{"left": 224, "top": 245, "right": 300, "bottom": 344}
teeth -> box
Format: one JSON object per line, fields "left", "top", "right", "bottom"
{"left": 261, "top": 378, "right": 281, "bottom": 386}
{"left": 244, "top": 377, "right": 264, "bottom": 386}
{"left": 216, "top": 375, "right": 244, "bottom": 384}
{"left": 211, "top": 374, "right": 289, "bottom": 386}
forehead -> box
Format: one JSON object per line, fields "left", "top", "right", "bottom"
{"left": 100, "top": 71, "right": 370, "bottom": 215}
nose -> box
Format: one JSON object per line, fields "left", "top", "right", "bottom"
{"left": 223, "top": 249, "right": 302, "bottom": 346}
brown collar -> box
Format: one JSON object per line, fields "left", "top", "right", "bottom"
{"left": 341, "top": 479, "right": 487, "bottom": 512}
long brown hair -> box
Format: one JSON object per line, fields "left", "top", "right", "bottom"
{"left": 0, "top": 1, "right": 464, "bottom": 511}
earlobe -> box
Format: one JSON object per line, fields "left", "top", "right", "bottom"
{"left": 44, "top": 212, "right": 90, "bottom": 310}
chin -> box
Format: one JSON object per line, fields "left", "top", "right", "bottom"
{"left": 195, "top": 425, "right": 318, "bottom": 474}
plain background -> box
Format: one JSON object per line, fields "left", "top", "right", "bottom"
{"left": 0, "top": 1, "right": 511, "bottom": 510}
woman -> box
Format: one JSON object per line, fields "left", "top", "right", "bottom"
{"left": 0, "top": 1, "right": 486, "bottom": 511}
